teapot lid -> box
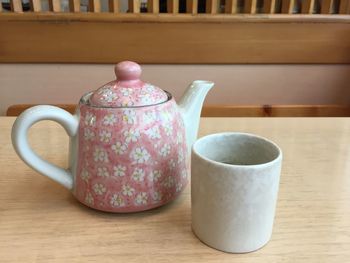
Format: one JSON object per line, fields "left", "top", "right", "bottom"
{"left": 89, "top": 61, "right": 168, "bottom": 107}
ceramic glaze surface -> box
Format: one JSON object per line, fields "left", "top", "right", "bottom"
{"left": 191, "top": 133, "right": 282, "bottom": 253}
{"left": 11, "top": 61, "right": 214, "bottom": 214}
{"left": 75, "top": 98, "right": 189, "bottom": 212}
{"left": 89, "top": 61, "right": 168, "bottom": 107}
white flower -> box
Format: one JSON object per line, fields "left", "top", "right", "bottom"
{"left": 131, "top": 147, "right": 150, "bottom": 164}
{"left": 143, "top": 111, "right": 157, "bottom": 124}
{"left": 103, "top": 114, "right": 117, "bottom": 126}
{"left": 98, "top": 86, "right": 112, "bottom": 94}
{"left": 152, "top": 191, "right": 162, "bottom": 202}
{"left": 135, "top": 192, "right": 148, "bottom": 205}
{"left": 85, "top": 112, "right": 96, "bottom": 126}
{"left": 113, "top": 165, "right": 126, "bottom": 177}
{"left": 160, "top": 144, "right": 171, "bottom": 157}
{"left": 93, "top": 183, "right": 106, "bottom": 195}
{"left": 121, "top": 87, "right": 133, "bottom": 97}
{"left": 132, "top": 168, "right": 145, "bottom": 182}
{"left": 97, "top": 167, "right": 110, "bottom": 177}
{"left": 122, "top": 184, "right": 135, "bottom": 196}
{"left": 80, "top": 168, "right": 90, "bottom": 182}
{"left": 145, "top": 126, "right": 161, "bottom": 140}
{"left": 124, "top": 129, "right": 140, "bottom": 143}
{"left": 181, "top": 170, "right": 187, "bottom": 179}
{"left": 110, "top": 194, "right": 125, "bottom": 207}
{"left": 163, "top": 123, "right": 173, "bottom": 137}
{"left": 84, "top": 128, "right": 95, "bottom": 141}
{"left": 149, "top": 170, "right": 162, "bottom": 182}
{"left": 161, "top": 111, "right": 173, "bottom": 123}
{"left": 176, "top": 133, "right": 183, "bottom": 144}
{"left": 176, "top": 182, "right": 183, "bottom": 193}
{"left": 140, "top": 94, "right": 153, "bottom": 104}
{"left": 169, "top": 159, "right": 176, "bottom": 170}
{"left": 163, "top": 176, "right": 175, "bottom": 188}
{"left": 144, "top": 83, "right": 156, "bottom": 93}
{"left": 85, "top": 192, "right": 94, "bottom": 205}
{"left": 102, "top": 91, "right": 118, "bottom": 103}
{"left": 177, "top": 150, "right": 184, "bottom": 164}
{"left": 93, "top": 147, "right": 109, "bottom": 163}
{"left": 121, "top": 100, "right": 134, "bottom": 107}
{"left": 122, "top": 109, "right": 137, "bottom": 124}
{"left": 99, "top": 130, "right": 112, "bottom": 143}
{"left": 111, "top": 141, "right": 127, "bottom": 155}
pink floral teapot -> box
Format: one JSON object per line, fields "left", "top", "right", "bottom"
{"left": 11, "top": 61, "right": 214, "bottom": 212}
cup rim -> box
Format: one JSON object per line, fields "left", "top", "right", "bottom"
{"left": 192, "top": 132, "right": 283, "bottom": 169}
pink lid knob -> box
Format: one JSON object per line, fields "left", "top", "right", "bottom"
{"left": 115, "top": 61, "right": 141, "bottom": 81}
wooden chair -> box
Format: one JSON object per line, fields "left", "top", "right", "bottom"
{"left": 2, "top": 0, "right": 350, "bottom": 117}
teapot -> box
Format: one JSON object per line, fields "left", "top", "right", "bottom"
{"left": 11, "top": 61, "right": 214, "bottom": 213}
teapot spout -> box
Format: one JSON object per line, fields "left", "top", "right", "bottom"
{"left": 178, "top": 80, "right": 214, "bottom": 154}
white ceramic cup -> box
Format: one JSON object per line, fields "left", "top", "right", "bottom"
{"left": 191, "top": 132, "right": 282, "bottom": 253}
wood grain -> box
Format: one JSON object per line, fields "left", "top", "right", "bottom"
{"left": 109, "top": 0, "right": 119, "bottom": 12}
{"left": 244, "top": 0, "right": 257, "bottom": 14}
{"left": 49, "top": 0, "right": 61, "bottom": 12}
{"left": 148, "top": 0, "right": 159, "bottom": 13}
{"left": 186, "top": 0, "right": 198, "bottom": 14}
{"left": 167, "top": 0, "right": 179, "bottom": 13}
{"left": 321, "top": 0, "right": 333, "bottom": 13}
{"left": 302, "top": 0, "right": 315, "bottom": 13}
{"left": 206, "top": 0, "right": 219, "bottom": 14}
{"left": 281, "top": 0, "right": 295, "bottom": 13}
{"left": 339, "top": 0, "right": 350, "bottom": 13}
{"left": 264, "top": 0, "right": 276, "bottom": 13}
{"left": 0, "top": 13, "right": 350, "bottom": 64}
{"left": 30, "top": 0, "right": 42, "bottom": 12}
{"left": 1, "top": 117, "right": 350, "bottom": 262}
{"left": 225, "top": 0, "right": 238, "bottom": 13}
{"left": 10, "top": 0, "right": 23, "bottom": 12}
{"left": 89, "top": 0, "right": 101, "bottom": 12}
{"left": 69, "top": 0, "right": 80, "bottom": 12}
{"left": 128, "top": 0, "right": 140, "bottom": 13}
{"left": 7, "top": 104, "right": 350, "bottom": 117}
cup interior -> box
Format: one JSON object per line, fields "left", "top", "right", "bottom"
{"left": 193, "top": 133, "right": 281, "bottom": 166}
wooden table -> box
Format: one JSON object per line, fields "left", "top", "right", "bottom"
{"left": 1, "top": 117, "right": 350, "bottom": 262}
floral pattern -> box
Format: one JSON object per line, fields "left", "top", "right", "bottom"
{"left": 135, "top": 192, "right": 148, "bottom": 205}
{"left": 99, "top": 130, "right": 112, "bottom": 143}
{"left": 103, "top": 114, "right": 117, "bottom": 126}
{"left": 149, "top": 170, "right": 161, "bottom": 182}
{"left": 93, "top": 147, "right": 109, "bottom": 162}
{"left": 110, "top": 194, "right": 125, "bottom": 207}
{"left": 145, "top": 126, "right": 161, "bottom": 140}
{"left": 75, "top": 98, "right": 189, "bottom": 213}
{"left": 84, "top": 128, "right": 95, "bottom": 141}
{"left": 85, "top": 112, "right": 96, "bottom": 126}
{"left": 97, "top": 167, "right": 110, "bottom": 177}
{"left": 90, "top": 80, "right": 167, "bottom": 107}
{"left": 131, "top": 147, "right": 150, "bottom": 164}
{"left": 113, "top": 165, "right": 126, "bottom": 177}
{"left": 124, "top": 129, "right": 140, "bottom": 143}
{"left": 160, "top": 144, "right": 171, "bottom": 157}
{"left": 93, "top": 183, "right": 106, "bottom": 195}
{"left": 122, "top": 184, "right": 135, "bottom": 196}
{"left": 80, "top": 168, "right": 90, "bottom": 182}
{"left": 85, "top": 192, "right": 94, "bottom": 205}
{"left": 132, "top": 168, "right": 145, "bottom": 182}
{"left": 111, "top": 141, "right": 127, "bottom": 155}
{"left": 122, "top": 110, "right": 137, "bottom": 124}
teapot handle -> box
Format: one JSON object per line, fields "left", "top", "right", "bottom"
{"left": 11, "top": 105, "right": 78, "bottom": 190}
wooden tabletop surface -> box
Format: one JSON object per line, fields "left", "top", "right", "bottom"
{"left": 1, "top": 117, "right": 350, "bottom": 262}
